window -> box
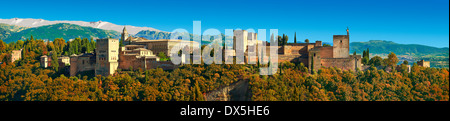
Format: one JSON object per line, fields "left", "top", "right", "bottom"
{"left": 340, "top": 40, "right": 342, "bottom": 43}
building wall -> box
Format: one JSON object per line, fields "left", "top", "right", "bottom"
{"left": 131, "top": 40, "right": 199, "bottom": 57}
{"left": 233, "top": 30, "right": 248, "bottom": 53}
{"left": 333, "top": 35, "right": 349, "bottom": 58}
{"left": 320, "top": 55, "right": 362, "bottom": 71}
{"left": 308, "top": 49, "right": 322, "bottom": 73}
{"left": 11, "top": 49, "right": 22, "bottom": 63}
{"left": 95, "top": 38, "right": 119, "bottom": 76}
{"left": 315, "top": 41, "right": 322, "bottom": 47}
{"left": 320, "top": 58, "right": 355, "bottom": 70}
{"left": 70, "top": 55, "right": 96, "bottom": 77}
{"left": 417, "top": 60, "right": 430, "bottom": 68}
{"left": 70, "top": 56, "right": 78, "bottom": 76}
{"left": 318, "top": 46, "right": 333, "bottom": 58}
{"left": 119, "top": 55, "right": 148, "bottom": 70}
{"left": 59, "top": 57, "right": 70, "bottom": 65}
{"left": 248, "top": 32, "right": 257, "bottom": 41}
{"left": 278, "top": 55, "right": 308, "bottom": 63}
{"left": 41, "top": 56, "right": 48, "bottom": 68}
{"left": 145, "top": 41, "right": 169, "bottom": 56}
{"left": 283, "top": 45, "right": 309, "bottom": 55}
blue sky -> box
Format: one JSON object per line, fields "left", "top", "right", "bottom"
{"left": 1, "top": 0, "right": 448, "bottom": 47}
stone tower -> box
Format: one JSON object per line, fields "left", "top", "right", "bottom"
{"left": 10, "top": 49, "right": 22, "bottom": 63}
{"left": 70, "top": 54, "right": 78, "bottom": 76}
{"left": 95, "top": 38, "right": 119, "bottom": 76}
{"left": 332, "top": 28, "right": 350, "bottom": 58}
{"left": 121, "top": 26, "right": 129, "bottom": 45}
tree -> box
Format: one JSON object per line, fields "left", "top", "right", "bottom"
{"left": 283, "top": 34, "right": 288, "bottom": 45}
{"left": 305, "top": 39, "right": 309, "bottom": 43}
{"left": 119, "top": 38, "right": 124, "bottom": 47}
{"left": 323, "top": 44, "right": 331, "bottom": 47}
{"left": 294, "top": 32, "right": 297, "bottom": 43}
{"left": 366, "top": 48, "right": 369, "bottom": 59}
{"left": 361, "top": 48, "right": 370, "bottom": 65}
{"left": 0, "top": 40, "right": 6, "bottom": 53}
{"left": 277, "top": 34, "right": 289, "bottom": 46}
{"left": 51, "top": 51, "right": 59, "bottom": 72}
{"left": 363, "top": 50, "right": 366, "bottom": 57}
{"left": 193, "top": 81, "right": 204, "bottom": 101}
{"left": 53, "top": 38, "right": 66, "bottom": 56}
{"left": 369, "top": 56, "right": 383, "bottom": 67}
{"left": 277, "top": 35, "right": 282, "bottom": 46}
{"left": 158, "top": 52, "right": 169, "bottom": 61}
{"left": 386, "top": 52, "right": 399, "bottom": 67}
{"left": 403, "top": 60, "right": 408, "bottom": 65}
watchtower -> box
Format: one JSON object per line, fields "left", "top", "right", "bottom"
{"left": 332, "top": 28, "right": 350, "bottom": 58}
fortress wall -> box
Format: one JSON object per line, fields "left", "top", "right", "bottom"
{"left": 283, "top": 45, "right": 309, "bottom": 55}
{"left": 278, "top": 55, "right": 307, "bottom": 63}
{"left": 264, "top": 46, "right": 283, "bottom": 56}
{"left": 70, "top": 56, "right": 95, "bottom": 77}
{"left": 319, "top": 46, "right": 333, "bottom": 58}
{"left": 78, "top": 57, "right": 95, "bottom": 72}
{"left": 320, "top": 58, "right": 357, "bottom": 71}
{"left": 119, "top": 55, "right": 142, "bottom": 70}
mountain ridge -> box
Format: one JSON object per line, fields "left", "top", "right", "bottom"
{"left": 0, "top": 18, "right": 160, "bottom": 35}
{"left": 2, "top": 23, "right": 119, "bottom": 42}
{"left": 350, "top": 40, "right": 449, "bottom": 56}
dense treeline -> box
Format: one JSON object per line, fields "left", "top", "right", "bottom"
{"left": 0, "top": 60, "right": 248, "bottom": 101}
{"left": 249, "top": 63, "right": 449, "bottom": 101}
{"left": 0, "top": 37, "right": 448, "bottom": 101}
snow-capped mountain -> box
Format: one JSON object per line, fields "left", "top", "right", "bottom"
{"left": 0, "top": 18, "right": 160, "bottom": 35}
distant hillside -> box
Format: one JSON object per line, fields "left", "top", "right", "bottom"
{"left": 134, "top": 30, "right": 172, "bottom": 40}
{"left": 0, "top": 23, "right": 28, "bottom": 32}
{"left": 0, "top": 23, "right": 28, "bottom": 40}
{"left": 0, "top": 18, "right": 160, "bottom": 34}
{"left": 134, "top": 30, "right": 232, "bottom": 45}
{"left": 2, "top": 23, "right": 120, "bottom": 42}
{"left": 350, "top": 40, "right": 449, "bottom": 56}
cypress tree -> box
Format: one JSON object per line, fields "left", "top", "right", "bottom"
{"left": 51, "top": 51, "right": 59, "bottom": 72}
{"left": 294, "top": 32, "right": 297, "bottom": 43}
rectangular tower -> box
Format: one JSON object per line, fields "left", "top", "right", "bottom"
{"left": 11, "top": 49, "right": 22, "bottom": 63}
{"left": 332, "top": 29, "right": 350, "bottom": 58}
{"left": 95, "top": 38, "right": 119, "bottom": 76}
{"left": 233, "top": 30, "right": 248, "bottom": 53}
